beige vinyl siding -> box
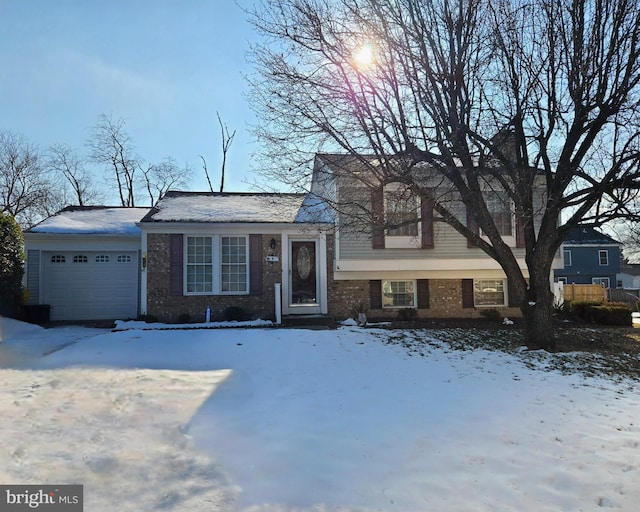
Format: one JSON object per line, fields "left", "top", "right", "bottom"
{"left": 336, "top": 182, "right": 541, "bottom": 262}
{"left": 339, "top": 222, "right": 527, "bottom": 260}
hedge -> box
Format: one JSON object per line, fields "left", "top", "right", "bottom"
{"left": 588, "top": 304, "right": 632, "bottom": 326}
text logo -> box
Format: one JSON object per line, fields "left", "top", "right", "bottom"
{"left": 0, "top": 485, "right": 83, "bottom": 511}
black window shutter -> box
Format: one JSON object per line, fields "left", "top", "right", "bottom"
{"left": 370, "top": 280, "right": 382, "bottom": 309}
{"left": 169, "top": 234, "right": 183, "bottom": 296}
{"left": 249, "top": 234, "right": 262, "bottom": 296}
{"left": 515, "top": 217, "right": 526, "bottom": 248}
{"left": 462, "top": 279, "right": 474, "bottom": 308}
{"left": 417, "top": 279, "right": 430, "bottom": 309}
{"left": 467, "top": 209, "right": 479, "bottom": 248}
{"left": 371, "top": 187, "right": 385, "bottom": 249}
{"left": 421, "top": 191, "right": 434, "bottom": 249}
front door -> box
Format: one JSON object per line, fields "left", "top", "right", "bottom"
{"left": 289, "top": 240, "right": 320, "bottom": 313}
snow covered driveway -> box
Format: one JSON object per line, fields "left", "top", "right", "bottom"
{"left": 1, "top": 318, "right": 639, "bottom": 511}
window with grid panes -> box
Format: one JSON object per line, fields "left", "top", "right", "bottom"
{"left": 485, "top": 191, "right": 512, "bottom": 236}
{"left": 221, "top": 236, "right": 247, "bottom": 292}
{"left": 382, "top": 280, "right": 416, "bottom": 308}
{"left": 186, "top": 237, "right": 213, "bottom": 293}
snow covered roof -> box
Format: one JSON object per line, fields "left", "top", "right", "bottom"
{"left": 563, "top": 226, "right": 621, "bottom": 245}
{"left": 27, "top": 206, "right": 150, "bottom": 235}
{"left": 141, "top": 191, "right": 334, "bottom": 224}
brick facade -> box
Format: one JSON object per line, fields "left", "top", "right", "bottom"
{"left": 146, "top": 233, "right": 283, "bottom": 323}
{"left": 327, "top": 275, "right": 521, "bottom": 321}
{"left": 329, "top": 279, "right": 521, "bottom": 320}
{"left": 146, "top": 231, "right": 522, "bottom": 323}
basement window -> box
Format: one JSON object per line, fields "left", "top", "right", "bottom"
{"left": 382, "top": 280, "right": 416, "bottom": 308}
{"left": 473, "top": 279, "right": 507, "bottom": 307}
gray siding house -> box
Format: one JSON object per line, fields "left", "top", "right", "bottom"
{"left": 313, "top": 154, "right": 563, "bottom": 319}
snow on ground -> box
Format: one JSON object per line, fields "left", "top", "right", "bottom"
{"left": 1, "top": 318, "right": 639, "bottom": 511}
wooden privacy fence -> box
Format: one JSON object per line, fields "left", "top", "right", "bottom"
{"left": 560, "top": 284, "right": 640, "bottom": 308}
{"left": 562, "top": 284, "right": 607, "bottom": 303}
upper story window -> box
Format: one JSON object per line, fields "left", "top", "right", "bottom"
{"left": 485, "top": 191, "right": 512, "bottom": 237}
{"left": 563, "top": 250, "right": 572, "bottom": 267}
{"left": 371, "top": 184, "right": 433, "bottom": 250}
{"left": 385, "top": 186, "right": 419, "bottom": 237}
{"left": 50, "top": 255, "right": 66, "bottom": 263}
{"left": 73, "top": 255, "right": 88, "bottom": 263}
{"left": 599, "top": 250, "right": 609, "bottom": 266}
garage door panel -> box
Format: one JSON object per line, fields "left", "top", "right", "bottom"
{"left": 43, "top": 251, "right": 139, "bottom": 321}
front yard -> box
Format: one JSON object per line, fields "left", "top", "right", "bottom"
{"left": 1, "top": 317, "right": 639, "bottom": 511}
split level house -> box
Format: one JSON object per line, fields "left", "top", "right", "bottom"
{"left": 311, "top": 154, "right": 562, "bottom": 320}
{"left": 22, "top": 154, "right": 562, "bottom": 323}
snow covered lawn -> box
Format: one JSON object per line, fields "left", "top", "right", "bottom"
{"left": 1, "top": 317, "right": 639, "bottom": 511}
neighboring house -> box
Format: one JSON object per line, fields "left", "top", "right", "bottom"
{"left": 23, "top": 206, "right": 150, "bottom": 321}
{"left": 312, "top": 154, "right": 563, "bottom": 319}
{"left": 554, "top": 226, "right": 622, "bottom": 288}
{"left": 618, "top": 261, "right": 640, "bottom": 289}
{"left": 138, "top": 191, "right": 333, "bottom": 322}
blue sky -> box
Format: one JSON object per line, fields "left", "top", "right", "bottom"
{"left": 0, "top": 0, "right": 263, "bottom": 201}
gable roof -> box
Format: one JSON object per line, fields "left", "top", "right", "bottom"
{"left": 26, "top": 206, "right": 150, "bottom": 235}
{"left": 140, "top": 191, "right": 333, "bottom": 224}
{"left": 563, "top": 226, "right": 621, "bottom": 245}
{"left": 620, "top": 261, "right": 640, "bottom": 276}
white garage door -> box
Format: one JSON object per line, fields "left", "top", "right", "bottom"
{"left": 43, "top": 251, "right": 139, "bottom": 321}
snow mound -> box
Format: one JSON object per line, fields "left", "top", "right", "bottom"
{"left": 113, "top": 319, "right": 273, "bottom": 331}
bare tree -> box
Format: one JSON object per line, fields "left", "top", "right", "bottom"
{"left": 142, "top": 157, "right": 192, "bottom": 205}
{"left": 613, "top": 220, "right": 640, "bottom": 263}
{"left": 0, "top": 130, "right": 55, "bottom": 226}
{"left": 217, "top": 112, "right": 236, "bottom": 192}
{"left": 248, "top": 0, "right": 640, "bottom": 350}
{"left": 198, "top": 155, "right": 215, "bottom": 193}
{"left": 48, "top": 143, "right": 101, "bottom": 206}
{"left": 87, "top": 114, "right": 139, "bottom": 206}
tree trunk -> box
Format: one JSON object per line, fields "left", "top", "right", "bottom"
{"left": 521, "top": 264, "right": 556, "bottom": 351}
{"left": 522, "top": 299, "right": 555, "bottom": 351}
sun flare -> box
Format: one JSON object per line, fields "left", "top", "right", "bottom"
{"left": 352, "top": 43, "right": 375, "bottom": 70}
